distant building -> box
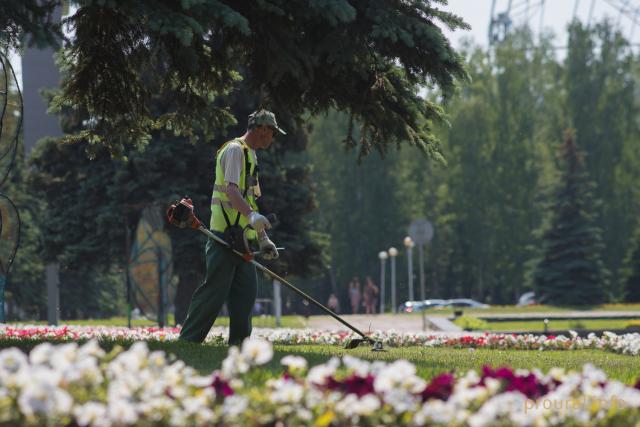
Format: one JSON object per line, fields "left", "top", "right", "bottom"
{"left": 21, "top": 6, "right": 63, "bottom": 157}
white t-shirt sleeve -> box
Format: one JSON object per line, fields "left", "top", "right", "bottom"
{"left": 220, "top": 142, "right": 244, "bottom": 185}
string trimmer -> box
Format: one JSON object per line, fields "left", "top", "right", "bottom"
{"left": 167, "top": 197, "right": 384, "bottom": 351}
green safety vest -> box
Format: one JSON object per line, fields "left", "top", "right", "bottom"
{"left": 210, "top": 138, "right": 259, "bottom": 241}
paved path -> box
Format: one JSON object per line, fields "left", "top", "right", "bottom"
{"left": 305, "top": 314, "right": 461, "bottom": 333}
{"left": 303, "top": 310, "right": 640, "bottom": 333}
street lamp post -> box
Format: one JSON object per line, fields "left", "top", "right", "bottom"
{"left": 403, "top": 236, "right": 415, "bottom": 301}
{"left": 388, "top": 247, "right": 398, "bottom": 313}
{"left": 378, "top": 251, "right": 388, "bottom": 314}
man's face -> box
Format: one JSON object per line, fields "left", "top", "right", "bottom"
{"left": 256, "top": 125, "right": 275, "bottom": 149}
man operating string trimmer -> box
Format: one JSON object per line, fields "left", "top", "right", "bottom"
{"left": 178, "top": 109, "right": 284, "bottom": 345}
{"left": 169, "top": 109, "right": 382, "bottom": 350}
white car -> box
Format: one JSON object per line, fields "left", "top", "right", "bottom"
{"left": 400, "top": 299, "right": 446, "bottom": 313}
{"left": 442, "top": 298, "right": 490, "bottom": 308}
{"left": 517, "top": 291, "right": 537, "bottom": 306}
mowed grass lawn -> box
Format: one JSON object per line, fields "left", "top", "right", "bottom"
{"left": 484, "top": 318, "right": 640, "bottom": 332}
{"left": 423, "top": 303, "right": 640, "bottom": 317}
{"left": 13, "top": 315, "right": 308, "bottom": 329}
{"left": 2, "top": 339, "right": 640, "bottom": 385}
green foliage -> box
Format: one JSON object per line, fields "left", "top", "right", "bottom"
{"left": 0, "top": 70, "right": 46, "bottom": 320}
{"left": 532, "top": 130, "right": 610, "bottom": 305}
{"left": 620, "top": 227, "right": 640, "bottom": 302}
{"left": 453, "top": 315, "right": 488, "bottom": 331}
{"left": 27, "top": 82, "right": 328, "bottom": 321}
{"left": 45, "top": 0, "right": 468, "bottom": 159}
{"left": 306, "top": 23, "right": 640, "bottom": 306}
{"left": 306, "top": 110, "right": 406, "bottom": 301}
{"left": 0, "top": 0, "right": 61, "bottom": 49}
{"left": 564, "top": 21, "right": 640, "bottom": 292}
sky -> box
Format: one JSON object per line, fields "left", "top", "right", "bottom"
{"left": 441, "top": 0, "right": 640, "bottom": 50}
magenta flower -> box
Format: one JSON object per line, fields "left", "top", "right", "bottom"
{"left": 326, "top": 374, "right": 376, "bottom": 397}
{"left": 211, "top": 374, "right": 234, "bottom": 397}
{"left": 479, "top": 366, "right": 549, "bottom": 399}
{"left": 420, "top": 372, "right": 456, "bottom": 401}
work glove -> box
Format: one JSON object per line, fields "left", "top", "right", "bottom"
{"left": 248, "top": 211, "right": 271, "bottom": 232}
{"left": 258, "top": 235, "right": 279, "bottom": 260}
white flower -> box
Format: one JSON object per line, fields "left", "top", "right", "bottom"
{"left": 342, "top": 355, "right": 370, "bottom": 376}
{"left": 483, "top": 377, "right": 502, "bottom": 395}
{"left": 221, "top": 347, "right": 249, "bottom": 378}
{"left": 185, "top": 374, "right": 213, "bottom": 388}
{"left": 0, "top": 347, "right": 28, "bottom": 375}
{"left": 222, "top": 395, "right": 248, "bottom": 418}
{"left": 163, "top": 360, "right": 188, "bottom": 384}
{"left": 582, "top": 364, "right": 607, "bottom": 384}
{"left": 50, "top": 342, "right": 79, "bottom": 369}
{"left": 107, "top": 398, "right": 138, "bottom": 425}
{"left": 374, "top": 359, "right": 422, "bottom": 393}
{"left": 467, "top": 392, "right": 529, "bottom": 427}
{"left": 77, "top": 339, "right": 105, "bottom": 359}
{"left": 383, "top": 388, "right": 419, "bottom": 413}
{"left": 148, "top": 351, "right": 168, "bottom": 370}
{"left": 241, "top": 338, "right": 273, "bottom": 365}
{"left": 304, "top": 387, "right": 326, "bottom": 407}
{"left": 307, "top": 360, "right": 339, "bottom": 386}
{"left": 281, "top": 355, "right": 307, "bottom": 371}
{"left": 415, "top": 399, "right": 460, "bottom": 425}
{"left": 18, "top": 384, "right": 73, "bottom": 417}
{"left": 29, "top": 365, "right": 63, "bottom": 388}
{"left": 73, "top": 402, "right": 108, "bottom": 427}
{"left": 270, "top": 379, "right": 305, "bottom": 404}
{"left": 335, "top": 394, "right": 381, "bottom": 416}
{"left": 449, "top": 385, "right": 490, "bottom": 408}
{"left": 64, "top": 356, "right": 103, "bottom": 385}
{"left": 29, "top": 342, "right": 56, "bottom": 365}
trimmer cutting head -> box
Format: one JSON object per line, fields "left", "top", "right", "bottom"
{"left": 343, "top": 337, "right": 386, "bottom": 351}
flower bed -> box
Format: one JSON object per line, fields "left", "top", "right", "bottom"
{"left": 1, "top": 339, "right": 639, "bottom": 426}
{"left": 2, "top": 325, "right": 640, "bottom": 355}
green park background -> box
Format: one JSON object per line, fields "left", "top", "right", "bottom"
{"left": 1, "top": 10, "right": 640, "bottom": 323}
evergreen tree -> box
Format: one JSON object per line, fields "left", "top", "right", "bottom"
{"left": 45, "top": 0, "right": 468, "bottom": 159}
{"left": 532, "top": 129, "right": 609, "bottom": 305}
{"left": 0, "top": 0, "right": 61, "bottom": 49}
{"left": 620, "top": 228, "right": 640, "bottom": 302}
{"left": 564, "top": 21, "right": 640, "bottom": 293}
{"left": 438, "top": 30, "right": 559, "bottom": 303}
{"left": 27, "top": 84, "right": 326, "bottom": 322}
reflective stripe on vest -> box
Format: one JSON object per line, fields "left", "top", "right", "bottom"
{"left": 213, "top": 184, "right": 255, "bottom": 198}
{"left": 210, "top": 139, "right": 259, "bottom": 240}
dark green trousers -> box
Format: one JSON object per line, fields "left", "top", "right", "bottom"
{"left": 179, "top": 239, "right": 257, "bottom": 345}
